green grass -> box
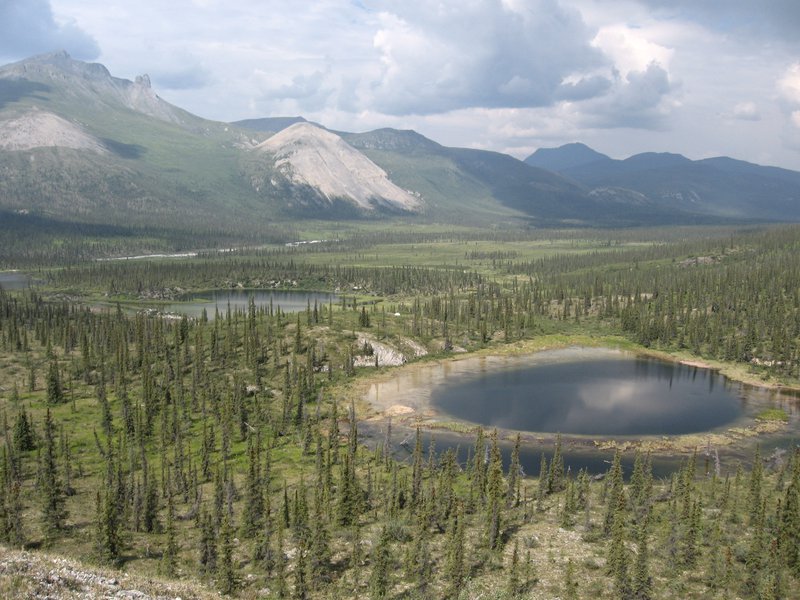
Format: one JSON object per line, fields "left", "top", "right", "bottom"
{"left": 756, "top": 408, "right": 789, "bottom": 422}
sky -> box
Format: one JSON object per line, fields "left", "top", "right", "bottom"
{"left": 1, "top": 0, "right": 800, "bottom": 170}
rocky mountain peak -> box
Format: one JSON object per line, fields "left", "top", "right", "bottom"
{"left": 255, "top": 123, "right": 422, "bottom": 212}
{"left": 135, "top": 74, "right": 152, "bottom": 88}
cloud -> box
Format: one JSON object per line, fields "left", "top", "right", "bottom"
{"left": 779, "top": 64, "right": 800, "bottom": 134}
{"left": 633, "top": 0, "right": 800, "bottom": 43}
{"left": 779, "top": 63, "right": 800, "bottom": 105}
{"left": 0, "top": 0, "right": 99, "bottom": 60}
{"left": 367, "top": 0, "right": 607, "bottom": 115}
{"left": 729, "top": 101, "right": 760, "bottom": 121}
{"left": 264, "top": 69, "right": 334, "bottom": 112}
{"left": 579, "top": 62, "right": 673, "bottom": 129}
{"left": 152, "top": 64, "right": 212, "bottom": 91}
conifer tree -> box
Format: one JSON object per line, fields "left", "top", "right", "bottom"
{"left": 779, "top": 449, "right": 800, "bottom": 575}
{"left": 308, "top": 483, "right": 331, "bottom": 586}
{"left": 12, "top": 407, "right": 36, "bottom": 452}
{"left": 547, "top": 433, "right": 565, "bottom": 493}
{"left": 94, "top": 489, "right": 122, "bottom": 567}
{"left": 607, "top": 491, "right": 630, "bottom": 599}
{"left": 604, "top": 450, "right": 624, "bottom": 535}
{"left": 198, "top": 510, "right": 218, "bottom": 576}
{"left": 470, "top": 428, "right": 487, "bottom": 508}
{"left": 142, "top": 471, "right": 160, "bottom": 533}
{"left": 405, "top": 509, "right": 433, "bottom": 597}
{"left": 444, "top": 502, "right": 466, "bottom": 599}
{"left": 160, "top": 486, "right": 179, "bottom": 578}
{"left": 274, "top": 517, "right": 289, "bottom": 598}
{"left": 241, "top": 436, "right": 264, "bottom": 538}
{"left": 39, "top": 408, "right": 67, "bottom": 544}
{"left": 369, "top": 525, "right": 392, "bottom": 600}
{"left": 563, "top": 558, "right": 578, "bottom": 600}
{"left": 632, "top": 515, "right": 652, "bottom": 600}
{"left": 536, "top": 453, "right": 548, "bottom": 511}
{"left": 746, "top": 446, "right": 762, "bottom": 518}
{"left": 507, "top": 432, "right": 521, "bottom": 507}
{"left": 485, "top": 429, "right": 504, "bottom": 551}
{"left": 506, "top": 538, "right": 522, "bottom": 597}
{"left": 46, "top": 360, "right": 63, "bottom": 405}
{"left": 217, "top": 514, "right": 238, "bottom": 595}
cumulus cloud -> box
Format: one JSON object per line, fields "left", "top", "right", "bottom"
{"left": 779, "top": 63, "right": 800, "bottom": 133}
{"left": 578, "top": 62, "right": 673, "bottom": 129}
{"left": 779, "top": 63, "right": 800, "bottom": 105}
{"left": 264, "top": 69, "right": 334, "bottom": 112}
{"left": 367, "top": 0, "right": 607, "bottom": 115}
{"left": 0, "top": 0, "right": 99, "bottom": 60}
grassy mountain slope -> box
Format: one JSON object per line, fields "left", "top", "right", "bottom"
{"left": 0, "top": 52, "right": 267, "bottom": 230}
{"left": 344, "top": 129, "right": 688, "bottom": 226}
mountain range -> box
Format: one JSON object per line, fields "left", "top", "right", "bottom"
{"left": 1, "top": 51, "right": 799, "bottom": 233}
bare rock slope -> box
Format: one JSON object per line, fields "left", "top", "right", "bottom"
{"left": 0, "top": 110, "right": 107, "bottom": 153}
{"left": 255, "top": 122, "right": 422, "bottom": 212}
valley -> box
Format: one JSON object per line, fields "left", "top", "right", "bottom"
{"left": 1, "top": 49, "right": 800, "bottom": 600}
{"left": 1, "top": 221, "right": 800, "bottom": 599}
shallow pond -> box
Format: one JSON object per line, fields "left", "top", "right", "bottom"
{"left": 0, "top": 271, "right": 34, "bottom": 290}
{"left": 157, "top": 289, "right": 339, "bottom": 318}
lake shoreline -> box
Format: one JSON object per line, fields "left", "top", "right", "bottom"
{"left": 350, "top": 335, "right": 797, "bottom": 462}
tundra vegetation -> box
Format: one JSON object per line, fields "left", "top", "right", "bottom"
{"left": 0, "top": 222, "right": 799, "bottom": 599}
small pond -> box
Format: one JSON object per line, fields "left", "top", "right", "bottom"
{"left": 432, "top": 350, "right": 743, "bottom": 436}
{"left": 364, "top": 346, "right": 799, "bottom": 475}
{"left": 158, "top": 289, "right": 339, "bottom": 318}
{"left": 0, "top": 271, "right": 34, "bottom": 291}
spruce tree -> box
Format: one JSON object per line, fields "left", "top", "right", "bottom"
{"left": 632, "top": 516, "right": 652, "bottom": 600}
{"left": 369, "top": 525, "right": 392, "bottom": 600}
{"left": 160, "top": 487, "right": 179, "bottom": 578}
{"left": 779, "top": 449, "right": 800, "bottom": 575}
{"left": 603, "top": 450, "right": 624, "bottom": 535}
{"left": 563, "top": 558, "right": 579, "bottom": 600}
{"left": 94, "top": 489, "right": 122, "bottom": 567}
{"left": 506, "top": 538, "right": 522, "bottom": 598}
{"left": 444, "top": 502, "right": 466, "bottom": 599}
{"left": 12, "top": 408, "right": 36, "bottom": 452}
{"left": 198, "top": 510, "right": 218, "bottom": 576}
{"left": 217, "top": 514, "right": 238, "bottom": 595}
{"left": 507, "top": 432, "right": 521, "bottom": 507}
{"left": 547, "top": 433, "right": 565, "bottom": 493}
{"left": 46, "top": 360, "right": 63, "bottom": 404}
{"left": 485, "top": 429, "right": 504, "bottom": 551}
{"left": 39, "top": 408, "right": 67, "bottom": 545}
{"left": 607, "top": 491, "right": 630, "bottom": 599}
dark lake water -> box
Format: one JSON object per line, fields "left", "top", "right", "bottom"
{"left": 431, "top": 353, "right": 744, "bottom": 436}
{"left": 159, "top": 289, "right": 339, "bottom": 318}
{"left": 0, "top": 272, "right": 33, "bottom": 290}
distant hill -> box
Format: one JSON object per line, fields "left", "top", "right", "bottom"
{"left": 524, "top": 142, "right": 610, "bottom": 172}
{"left": 527, "top": 144, "right": 800, "bottom": 222}
{"left": 231, "top": 116, "right": 310, "bottom": 133}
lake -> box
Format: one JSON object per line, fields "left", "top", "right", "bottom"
{"left": 363, "top": 346, "right": 798, "bottom": 475}
{"left": 431, "top": 349, "right": 744, "bottom": 435}
{"left": 158, "top": 289, "right": 340, "bottom": 318}
{"left": 0, "top": 272, "right": 34, "bottom": 290}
